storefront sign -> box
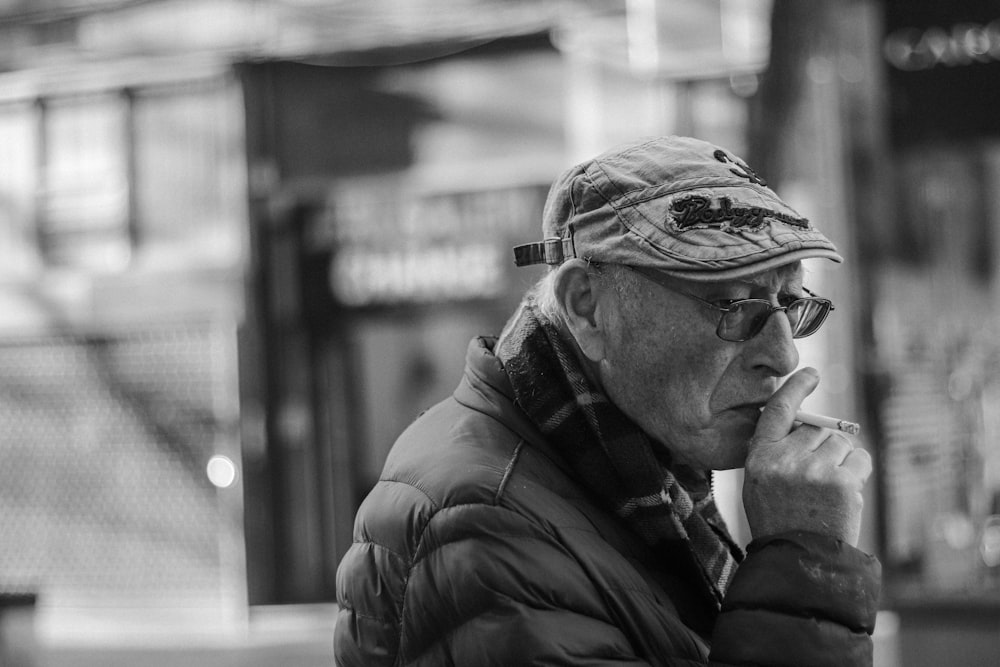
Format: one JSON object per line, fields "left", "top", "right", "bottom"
{"left": 305, "top": 177, "right": 548, "bottom": 307}
{"left": 330, "top": 243, "right": 504, "bottom": 306}
{"left": 884, "top": 20, "right": 1000, "bottom": 71}
{"left": 884, "top": 1, "right": 1000, "bottom": 144}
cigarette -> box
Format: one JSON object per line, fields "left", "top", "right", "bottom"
{"left": 795, "top": 410, "right": 861, "bottom": 436}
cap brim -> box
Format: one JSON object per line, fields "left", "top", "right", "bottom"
{"left": 654, "top": 248, "right": 844, "bottom": 283}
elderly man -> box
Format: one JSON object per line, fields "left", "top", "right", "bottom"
{"left": 335, "top": 136, "right": 880, "bottom": 666}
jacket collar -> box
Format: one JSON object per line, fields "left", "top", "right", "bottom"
{"left": 453, "top": 336, "right": 556, "bottom": 455}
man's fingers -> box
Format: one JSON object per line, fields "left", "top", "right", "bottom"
{"left": 809, "top": 430, "right": 853, "bottom": 456}
{"left": 840, "top": 446, "right": 873, "bottom": 483}
{"left": 754, "top": 368, "right": 820, "bottom": 442}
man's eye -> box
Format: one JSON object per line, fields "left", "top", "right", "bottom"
{"left": 712, "top": 298, "right": 744, "bottom": 309}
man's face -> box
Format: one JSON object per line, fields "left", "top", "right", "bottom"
{"left": 593, "top": 265, "right": 803, "bottom": 470}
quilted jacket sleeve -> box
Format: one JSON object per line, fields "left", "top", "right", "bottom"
{"left": 709, "top": 530, "right": 881, "bottom": 667}
{"left": 334, "top": 479, "right": 676, "bottom": 667}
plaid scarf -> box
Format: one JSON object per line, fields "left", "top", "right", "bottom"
{"left": 496, "top": 298, "right": 742, "bottom": 604}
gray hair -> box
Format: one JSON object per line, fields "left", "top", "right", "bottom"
{"left": 531, "top": 262, "right": 640, "bottom": 327}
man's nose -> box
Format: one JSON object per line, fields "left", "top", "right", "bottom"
{"left": 747, "top": 309, "right": 799, "bottom": 376}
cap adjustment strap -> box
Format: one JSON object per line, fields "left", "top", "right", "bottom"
{"left": 512, "top": 236, "right": 576, "bottom": 267}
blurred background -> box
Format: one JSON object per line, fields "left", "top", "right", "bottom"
{"left": 1, "top": 0, "right": 999, "bottom": 665}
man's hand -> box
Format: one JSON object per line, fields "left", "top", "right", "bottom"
{"left": 743, "top": 368, "right": 872, "bottom": 546}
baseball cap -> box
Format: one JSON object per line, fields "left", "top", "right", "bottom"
{"left": 513, "top": 136, "right": 842, "bottom": 282}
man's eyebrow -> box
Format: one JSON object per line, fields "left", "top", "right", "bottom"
{"left": 700, "top": 272, "right": 804, "bottom": 294}
{"left": 742, "top": 278, "right": 804, "bottom": 293}
{"left": 715, "top": 279, "right": 770, "bottom": 292}
{"left": 697, "top": 281, "right": 756, "bottom": 299}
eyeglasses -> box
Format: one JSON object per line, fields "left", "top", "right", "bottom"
{"left": 626, "top": 265, "right": 834, "bottom": 342}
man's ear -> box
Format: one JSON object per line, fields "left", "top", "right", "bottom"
{"left": 555, "top": 259, "right": 607, "bottom": 362}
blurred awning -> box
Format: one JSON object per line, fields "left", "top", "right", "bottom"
{"left": 0, "top": 0, "right": 561, "bottom": 68}
{"left": 0, "top": 1, "right": 770, "bottom": 71}
{"left": 555, "top": 0, "right": 772, "bottom": 79}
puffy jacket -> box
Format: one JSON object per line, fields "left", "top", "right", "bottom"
{"left": 335, "top": 337, "right": 881, "bottom": 666}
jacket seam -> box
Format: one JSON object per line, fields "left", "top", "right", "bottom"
{"left": 494, "top": 439, "right": 525, "bottom": 504}
{"left": 349, "top": 607, "right": 394, "bottom": 624}
{"left": 357, "top": 537, "right": 408, "bottom": 574}
{"left": 379, "top": 477, "right": 440, "bottom": 513}
{"left": 397, "top": 537, "right": 417, "bottom": 665}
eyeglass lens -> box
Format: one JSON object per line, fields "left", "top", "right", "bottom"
{"left": 718, "top": 298, "right": 831, "bottom": 341}
{"left": 788, "top": 299, "right": 831, "bottom": 337}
